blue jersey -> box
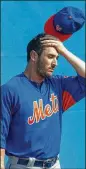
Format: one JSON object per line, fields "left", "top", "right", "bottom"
{"left": 0, "top": 73, "right": 85, "bottom": 159}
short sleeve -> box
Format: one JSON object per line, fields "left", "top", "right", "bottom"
{"left": 61, "top": 74, "right": 86, "bottom": 112}
{"left": 0, "top": 85, "right": 13, "bottom": 148}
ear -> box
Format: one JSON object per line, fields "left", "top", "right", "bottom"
{"left": 30, "top": 50, "right": 38, "bottom": 62}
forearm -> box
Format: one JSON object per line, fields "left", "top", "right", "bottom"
{"left": 0, "top": 149, "right": 5, "bottom": 169}
{"left": 61, "top": 49, "right": 86, "bottom": 78}
{"left": 40, "top": 36, "right": 85, "bottom": 78}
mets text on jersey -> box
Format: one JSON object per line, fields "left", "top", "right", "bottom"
{"left": 28, "top": 93, "right": 59, "bottom": 125}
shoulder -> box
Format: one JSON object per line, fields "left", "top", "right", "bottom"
{"left": 46, "top": 75, "right": 62, "bottom": 88}
{"left": 47, "top": 75, "right": 62, "bottom": 83}
{"left": 1, "top": 73, "right": 23, "bottom": 93}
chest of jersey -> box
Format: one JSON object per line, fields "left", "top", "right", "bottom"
{"left": 12, "top": 79, "right": 61, "bottom": 127}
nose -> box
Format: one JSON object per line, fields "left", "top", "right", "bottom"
{"left": 52, "top": 58, "right": 57, "bottom": 67}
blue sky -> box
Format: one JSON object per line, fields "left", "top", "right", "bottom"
{"left": 1, "top": 1, "right": 85, "bottom": 168}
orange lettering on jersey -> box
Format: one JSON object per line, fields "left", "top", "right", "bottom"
{"left": 28, "top": 99, "right": 45, "bottom": 125}
{"left": 44, "top": 104, "right": 52, "bottom": 117}
{"left": 28, "top": 93, "right": 59, "bottom": 125}
{"left": 50, "top": 94, "right": 59, "bottom": 113}
{"left": 33, "top": 99, "right": 46, "bottom": 123}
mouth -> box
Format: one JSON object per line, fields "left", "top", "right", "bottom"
{"left": 48, "top": 69, "right": 54, "bottom": 72}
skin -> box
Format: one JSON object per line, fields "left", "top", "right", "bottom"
{"left": 36, "top": 47, "right": 59, "bottom": 78}
{"left": 0, "top": 149, "right": 5, "bottom": 169}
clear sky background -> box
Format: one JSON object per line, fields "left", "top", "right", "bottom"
{"left": 1, "top": 1, "right": 85, "bottom": 169}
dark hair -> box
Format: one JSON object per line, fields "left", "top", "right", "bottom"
{"left": 27, "top": 33, "right": 57, "bottom": 62}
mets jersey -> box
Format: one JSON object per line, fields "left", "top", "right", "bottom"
{"left": 1, "top": 73, "right": 85, "bottom": 159}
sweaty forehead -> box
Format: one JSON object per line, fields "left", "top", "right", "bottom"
{"left": 42, "top": 47, "right": 59, "bottom": 56}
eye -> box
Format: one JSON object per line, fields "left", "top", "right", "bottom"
{"left": 48, "top": 55, "right": 54, "bottom": 59}
{"left": 49, "top": 56, "right": 53, "bottom": 58}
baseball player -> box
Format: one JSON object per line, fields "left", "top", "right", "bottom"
{"left": 1, "top": 7, "right": 85, "bottom": 169}
{"left": 1, "top": 33, "right": 85, "bottom": 169}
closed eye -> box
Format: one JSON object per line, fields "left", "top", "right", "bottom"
{"left": 48, "top": 54, "right": 54, "bottom": 59}
{"left": 48, "top": 54, "right": 59, "bottom": 59}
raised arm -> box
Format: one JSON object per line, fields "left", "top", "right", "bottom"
{"left": 40, "top": 36, "right": 85, "bottom": 78}
{"left": 59, "top": 46, "right": 85, "bottom": 78}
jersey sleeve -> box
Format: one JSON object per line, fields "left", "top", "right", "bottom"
{"left": 61, "top": 74, "right": 86, "bottom": 112}
{"left": 0, "top": 84, "right": 13, "bottom": 149}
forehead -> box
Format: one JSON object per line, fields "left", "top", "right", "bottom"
{"left": 42, "top": 47, "right": 59, "bottom": 56}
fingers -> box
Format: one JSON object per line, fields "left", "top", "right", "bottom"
{"left": 40, "top": 40, "right": 62, "bottom": 49}
{"left": 41, "top": 41, "right": 60, "bottom": 53}
{"left": 40, "top": 38, "right": 61, "bottom": 43}
{"left": 41, "top": 42, "right": 58, "bottom": 48}
{"left": 41, "top": 40, "right": 60, "bottom": 44}
{"left": 40, "top": 35, "right": 61, "bottom": 42}
{"left": 40, "top": 36, "right": 65, "bottom": 54}
{"left": 40, "top": 37, "right": 62, "bottom": 47}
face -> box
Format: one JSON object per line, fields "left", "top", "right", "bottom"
{"left": 36, "top": 47, "right": 59, "bottom": 77}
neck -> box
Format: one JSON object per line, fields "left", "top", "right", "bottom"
{"left": 24, "top": 63, "right": 45, "bottom": 83}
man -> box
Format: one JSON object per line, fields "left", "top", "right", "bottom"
{"left": 0, "top": 33, "right": 85, "bottom": 169}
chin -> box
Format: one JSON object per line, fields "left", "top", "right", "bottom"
{"left": 46, "top": 72, "right": 53, "bottom": 77}
{"left": 38, "top": 70, "right": 53, "bottom": 78}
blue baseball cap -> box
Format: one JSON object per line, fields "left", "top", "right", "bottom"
{"left": 44, "top": 6, "right": 85, "bottom": 41}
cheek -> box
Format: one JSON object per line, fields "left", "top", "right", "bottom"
{"left": 39, "top": 60, "right": 46, "bottom": 69}
{"left": 44, "top": 58, "right": 51, "bottom": 65}
{"left": 43, "top": 60, "right": 50, "bottom": 69}
{"left": 39, "top": 58, "right": 51, "bottom": 69}
{"left": 46, "top": 60, "right": 52, "bottom": 66}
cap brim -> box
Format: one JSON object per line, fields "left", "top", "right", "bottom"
{"left": 44, "top": 15, "right": 72, "bottom": 42}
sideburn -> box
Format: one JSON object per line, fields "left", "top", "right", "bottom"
{"left": 36, "top": 57, "right": 46, "bottom": 78}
